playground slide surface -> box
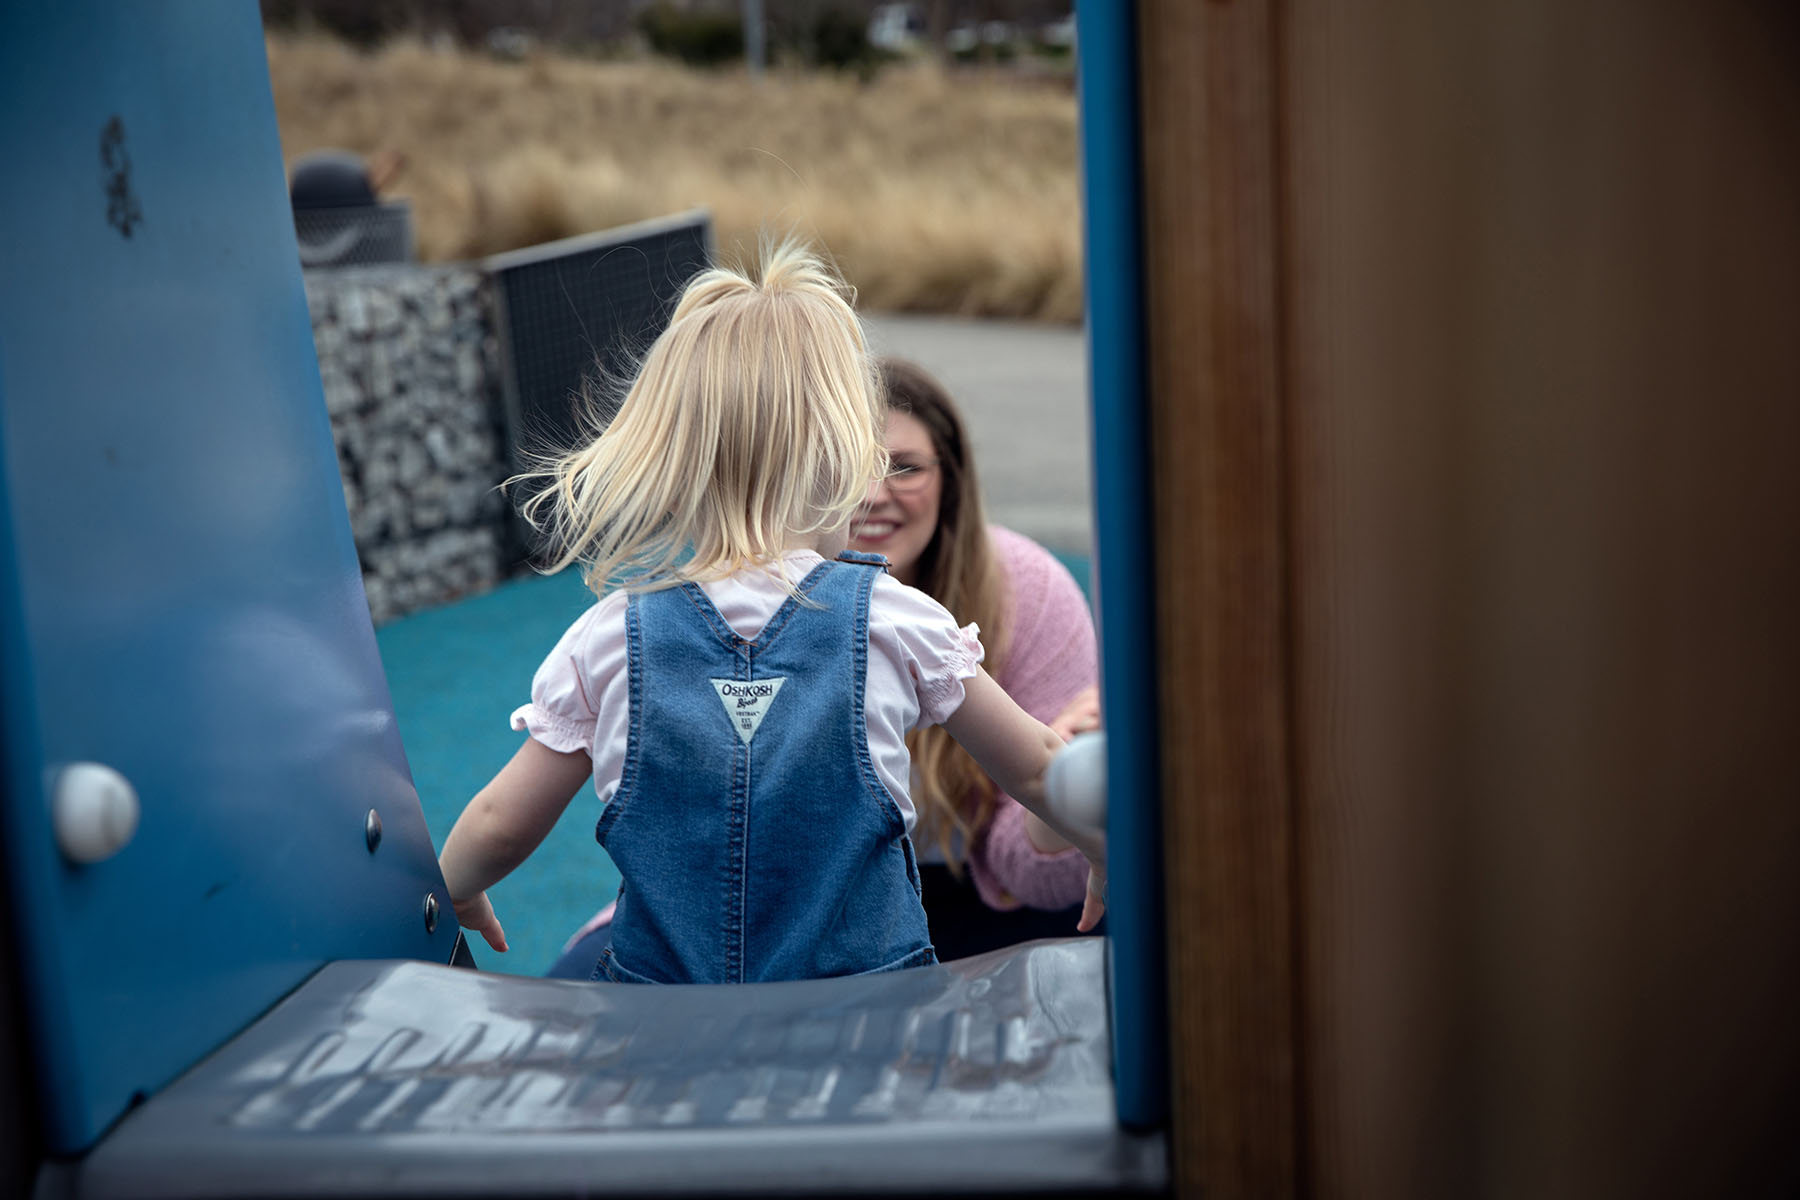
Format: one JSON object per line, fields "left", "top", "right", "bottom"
{"left": 62, "top": 939, "right": 1164, "bottom": 1198}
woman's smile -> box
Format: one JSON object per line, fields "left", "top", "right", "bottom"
{"left": 850, "top": 410, "right": 942, "bottom": 587}
{"left": 848, "top": 516, "right": 900, "bottom": 540}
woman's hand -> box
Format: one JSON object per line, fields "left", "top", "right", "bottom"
{"left": 452, "top": 890, "right": 509, "bottom": 953}
{"left": 1049, "top": 684, "right": 1101, "bottom": 742}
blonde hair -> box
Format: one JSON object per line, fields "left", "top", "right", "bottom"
{"left": 878, "top": 358, "right": 1011, "bottom": 873}
{"left": 520, "top": 241, "right": 886, "bottom": 593}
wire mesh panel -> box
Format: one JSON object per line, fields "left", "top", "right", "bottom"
{"left": 485, "top": 210, "right": 713, "bottom": 566}
{"left": 293, "top": 202, "right": 415, "bottom": 268}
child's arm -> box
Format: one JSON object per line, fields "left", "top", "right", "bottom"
{"left": 438, "top": 737, "right": 593, "bottom": 952}
{"left": 943, "top": 668, "right": 1107, "bottom": 930}
{"left": 1017, "top": 683, "right": 1106, "bottom": 856}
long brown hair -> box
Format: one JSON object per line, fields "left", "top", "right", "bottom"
{"left": 880, "top": 358, "right": 1010, "bottom": 870}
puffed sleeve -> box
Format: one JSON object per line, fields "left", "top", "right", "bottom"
{"left": 508, "top": 597, "right": 619, "bottom": 754}
{"left": 868, "top": 574, "right": 986, "bottom": 728}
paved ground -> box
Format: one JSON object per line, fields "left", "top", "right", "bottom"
{"left": 863, "top": 315, "right": 1092, "bottom": 554}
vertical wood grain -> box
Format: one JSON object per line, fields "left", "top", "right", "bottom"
{"left": 1277, "top": 1, "right": 1800, "bottom": 1196}
{"left": 1137, "top": 2, "right": 1299, "bottom": 1196}
{"left": 1142, "top": 1, "right": 1799, "bottom": 1197}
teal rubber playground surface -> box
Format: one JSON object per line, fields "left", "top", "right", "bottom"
{"left": 375, "top": 568, "right": 610, "bottom": 976}
{"left": 377, "top": 553, "right": 1092, "bottom": 976}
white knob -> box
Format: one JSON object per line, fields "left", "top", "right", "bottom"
{"left": 52, "top": 763, "right": 140, "bottom": 864}
{"left": 1045, "top": 731, "right": 1107, "bottom": 832}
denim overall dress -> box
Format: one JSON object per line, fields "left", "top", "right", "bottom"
{"left": 596, "top": 552, "right": 938, "bottom": 984}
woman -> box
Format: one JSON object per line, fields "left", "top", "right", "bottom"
{"left": 544, "top": 356, "right": 1100, "bottom": 976}
{"left": 847, "top": 357, "right": 1100, "bottom": 960}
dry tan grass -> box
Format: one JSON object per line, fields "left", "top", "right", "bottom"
{"left": 265, "top": 34, "right": 1083, "bottom": 322}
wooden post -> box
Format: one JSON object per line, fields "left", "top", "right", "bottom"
{"left": 1139, "top": 1, "right": 1800, "bottom": 1196}
{"left": 1138, "top": 2, "right": 1300, "bottom": 1196}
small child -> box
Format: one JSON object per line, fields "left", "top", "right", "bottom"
{"left": 436, "top": 242, "right": 1104, "bottom": 984}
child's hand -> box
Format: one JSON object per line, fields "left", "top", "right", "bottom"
{"left": 452, "top": 890, "right": 509, "bottom": 953}
{"left": 436, "top": 738, "right": 593, "bottom": 957}
{"left": 1024, "top": 817, "right": 1106, "bottom": 930}
{"left": 1041, "top": 729, "right": 1107, "bottom": 930}
{"left": 1078, "top": 866, "right": 1107, "bottom": 932}
{"left": 1061, "top": 820, "right": 1107, "bottom": 931}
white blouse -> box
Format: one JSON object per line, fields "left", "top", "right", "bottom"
{"left": 510, "top": 551, "right": 984, "bottom": 830}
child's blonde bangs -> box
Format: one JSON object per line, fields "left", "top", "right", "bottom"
{"left": 519, "top": 241, "right": 886, "bottom": 593}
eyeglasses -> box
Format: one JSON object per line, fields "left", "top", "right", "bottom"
{"left": 881, "top": 456, "right": 940, "bottom": 494}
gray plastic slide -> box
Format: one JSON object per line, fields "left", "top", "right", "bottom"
{"left": 57, "top": 939, "right": 1165, "bottom": 1197}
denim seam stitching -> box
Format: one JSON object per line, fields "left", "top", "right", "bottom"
{"left": 749, "top": 560, "right": 833, "bottom": 649}
{"left": 676, "top": 562, "right": 834, "bottom": 653}
{"left": 847, "top": 564, "right": 908, "bottom": 837}
{"left": 677, "top": 580, "right": 740, "bottom": 648}
{"left": 598, "top": 592, "right": 646, "bottom": 844}
{"left": 728, "top": 641, "right": 750, "bottom": 984}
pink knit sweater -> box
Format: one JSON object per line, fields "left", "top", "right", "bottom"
{"left": 962, "top": 527, "right": 1097, "bottom": 911}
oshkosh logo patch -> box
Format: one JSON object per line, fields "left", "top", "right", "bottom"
{"left": 711, "top": 677, "right": 787, "bottom": 744}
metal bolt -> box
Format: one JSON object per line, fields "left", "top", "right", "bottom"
{"left": 423, "top": 893, "right": 439, "bottom": 935}
{"left": 364, "top": 808, "right": 382, "bottom": 853}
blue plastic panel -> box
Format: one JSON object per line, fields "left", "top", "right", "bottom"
{"left": 0, "top": 4, "right": 455, "bottom": 1152}
{"left": 1077, "top": 4, "right": 1172, "bottom": 1127}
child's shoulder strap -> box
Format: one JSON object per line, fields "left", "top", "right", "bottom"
{"left": 833, "top": 550, "right": 891, "bottom": 571}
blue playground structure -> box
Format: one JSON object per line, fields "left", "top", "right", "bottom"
{"left": 0, "top": 4, "right": 1167, "bottom": 1195}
